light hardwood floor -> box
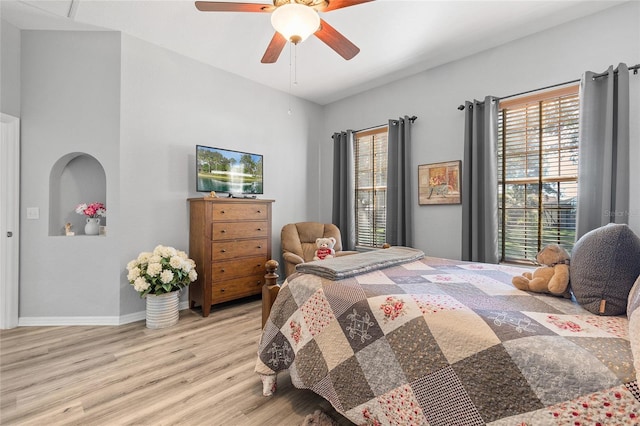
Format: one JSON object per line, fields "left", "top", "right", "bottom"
{"left": 0, "top": 296, "right": 353, "bottom": 425}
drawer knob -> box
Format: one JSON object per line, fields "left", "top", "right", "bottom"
{"left": 256, "top": 281, "right": 261, "bottom": 286}
{"left": 220, "top": 210, "right": 225, "bottom": 214}
{"left": 257, "top": 245, "right": 262, "bottom": 249}
{"left": 257, "top": 210, "right": 262, "bottom": 214}
{"left": 257, "top": 228, "right": 263, "bottom": 231}
{"left": 220, "top": 288, "right": 226, "bottom": 292}
{"left": 221, "top": 249, "right": 226, "bottom": 253}
{"left": 221, "top": 269, "right": 225, "bottom": 273}
{"left": 221, "top": 229, "right": 227, "bottom": 233}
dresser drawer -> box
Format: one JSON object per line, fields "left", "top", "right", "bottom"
{"left": 212, "top": 256, "right": 267, "bottom": 280}
{"left": 211, "top": 221, "right": 269, "bottom": 240}
{"left": 211, "top": 203, "right": 268, "bottom": 221}
{"left": 211, "top": 275, "right": 264, "bottom": 303}
{"left": 211, "top": 239, "right": 268, "bottom": 260}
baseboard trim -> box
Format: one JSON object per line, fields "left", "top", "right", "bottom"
{"left": 17, "top": 301, "right": 191, "bottom": 326}
{"left": 18, "top": 316, "right": 124, "bottom": 326}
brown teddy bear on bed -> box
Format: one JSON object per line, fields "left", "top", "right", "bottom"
{"left": 512, "top": 244, "right": 571, "bottom": 298}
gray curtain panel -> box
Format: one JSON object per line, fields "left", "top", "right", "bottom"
{"left": 576, "top": 63, "right": 630, "bottom": 240}
{"left": 332, "top": 130, "right": 356, "bottom": 250}
{"left": 461, "top": 96, "right": 499, "bottom": 263}
{"left": 386, "top": 116, "right": 414, "bottom": 247}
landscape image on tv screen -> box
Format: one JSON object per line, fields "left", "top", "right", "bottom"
{"left": 196, "top": 145, "right": 263, "bottom": 194}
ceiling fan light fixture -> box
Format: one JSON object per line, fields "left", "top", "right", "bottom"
{"left": 271, "top": 3, "right": 320, "bottom": 44}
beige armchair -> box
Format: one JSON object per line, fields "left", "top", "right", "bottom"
{"left": 281, "top": 222, "right": 356, "bottom": 278}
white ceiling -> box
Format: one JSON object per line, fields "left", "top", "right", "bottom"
{"left": 1, "top": 0, "right": 627, "bottom": 105}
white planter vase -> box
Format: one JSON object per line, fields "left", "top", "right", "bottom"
{"left": 145, "top": 291, "right": 180, "bottom": 329}
{"left": 84, "top": 217, "right": 101, "bottom": 235}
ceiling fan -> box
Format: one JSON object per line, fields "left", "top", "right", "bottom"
{"left": 194, "top": 0, "right": 373, "bottom": 63}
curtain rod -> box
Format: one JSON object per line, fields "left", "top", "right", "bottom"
{"left": 457, "top": 63, "right": 640, "bottom": 110}
{"left": 352, "top": 116, "right": 418, "bottom": 134}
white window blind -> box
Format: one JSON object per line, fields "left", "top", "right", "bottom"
{"left": 355, "top": 127, "right": 388, "bottom": 248}
{"left": 498, "top": 86, "right": 579, "bottom": 263}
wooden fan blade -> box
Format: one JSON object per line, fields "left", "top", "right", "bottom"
{"left": 314, "top": 19, "right": 359, "bottom": 60}
{"left": 261, "top": 32, "right": 287, "bottom": 63}
{"left": 195, "top": 1, "right": 274, "bottom": 13}
{"left": 321, "top": 0, "right": 373, "bottom": 12}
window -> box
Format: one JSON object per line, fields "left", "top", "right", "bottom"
{"left": 355, "top": 127, "right": 388, "bottom": 248}
{"left": 498, "top": 86, "right": 579, "bottom": 263}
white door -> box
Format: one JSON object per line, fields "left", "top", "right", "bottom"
{"left": 1, "top": 114, "right": 20, "bottom": 329}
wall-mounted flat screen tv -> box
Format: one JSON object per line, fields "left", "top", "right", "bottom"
{"left": 196, "top": 145, "right": 263, "bottom": 194}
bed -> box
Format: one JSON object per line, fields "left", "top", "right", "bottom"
{"left": 255, "top": 247, "right": 639, "bottom": 425}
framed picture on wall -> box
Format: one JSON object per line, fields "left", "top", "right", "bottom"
{"left": 418, "top": 160, "right": 462, "bottom": 205}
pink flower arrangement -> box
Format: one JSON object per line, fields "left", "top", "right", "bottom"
{"left": 75, "top": 202, "right": 106, "bottom": 218}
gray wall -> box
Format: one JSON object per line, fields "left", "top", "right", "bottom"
{"left": 320, "top": 1, "right": 640, "bottom": 260}
{"left": 8, "top": 28, "right": 323, "bottom": 322}
{"left": 1, "top": 20, "right": 20, "bottom": 116}
{"left": 117, "top": 34, "right": 323, "bottom": 316}
{"left": 19, "top": 31, "right": 122, "bottom": 319}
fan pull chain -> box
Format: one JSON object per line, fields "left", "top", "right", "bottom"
{"left": 288, "top": 42, "right": 293, "bottom": 115}
{"left": 293, "top": 42, "right": 298, "bottom": 86}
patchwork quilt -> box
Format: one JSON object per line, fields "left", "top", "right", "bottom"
{"left": 255, "top": 256, "right": 639, "bottom": 425}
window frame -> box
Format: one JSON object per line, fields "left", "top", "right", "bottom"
{"left": 498, "top": 85, "right": 579, "bottom": 264}
{"left": 354, "top": 126, "right": 389, "bottom": 248}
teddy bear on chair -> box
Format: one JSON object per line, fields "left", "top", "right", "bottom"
{"left": 512, "top": 244, "right": 571, "bottom": 298}
{"left": 313, "top": 237, "right": 336, "bottom": 261}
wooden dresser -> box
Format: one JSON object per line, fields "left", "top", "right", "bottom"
{"left": 188, "top": 197, "right": 274, "bottom": 317}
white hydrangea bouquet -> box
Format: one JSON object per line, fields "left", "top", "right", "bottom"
{"left": 127, "top": 245, "right": 197, "bottom": 297}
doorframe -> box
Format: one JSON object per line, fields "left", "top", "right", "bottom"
{"left": 1, "top": 113, "right": 20, "bottom": 329}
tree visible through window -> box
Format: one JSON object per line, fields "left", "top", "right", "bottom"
{"left": 355, "top": 127, "right": 388, "bottom": 248}
{"left": 498, "top": 86, "right": 579, "bottom": 263}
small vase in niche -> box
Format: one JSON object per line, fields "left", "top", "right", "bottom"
{"left": 85, "top": 217, "right": 101, "bottom": 235}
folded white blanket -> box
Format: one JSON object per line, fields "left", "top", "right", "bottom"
{"left": 295, "top": 246, "right": 425, "bottom": 280}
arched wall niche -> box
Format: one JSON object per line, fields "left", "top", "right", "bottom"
{"left": 49, "top": 153, "right": 107, "bottom": 236}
